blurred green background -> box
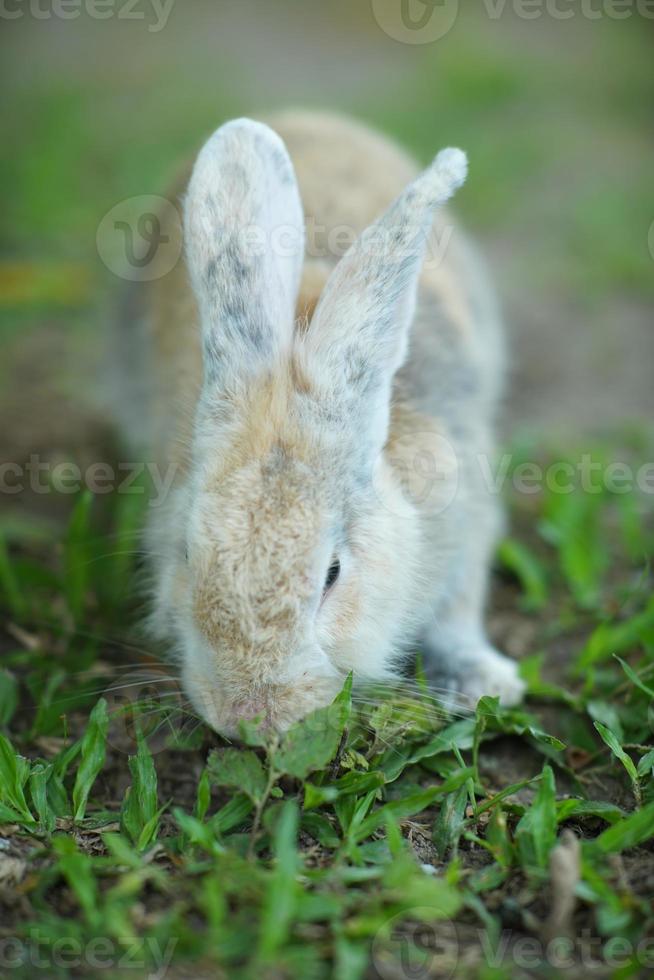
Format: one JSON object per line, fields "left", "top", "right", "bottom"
{"left": 0, "top": 0, "right": 652, "bottom": 495}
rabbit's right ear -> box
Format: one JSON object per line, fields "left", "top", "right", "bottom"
{"left": 299, "top": 148, "right": 467, "bottom": 459}
{"left": 184, "top": 119, "right": 304, "bottom": 387}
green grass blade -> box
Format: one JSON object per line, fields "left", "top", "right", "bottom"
{"left": 590, "top": 801, "right": 654, "bottom": 855}
{"left": 514, "top": 764, "right": 557, "bottom": 875}
{"left": 0, "top": 731, "right": 35, "bottom": 824}
{"left": 497, "top": 537, "right": 548, "bottom": 610}
{"left": 614, "top": 654, "right": 654, "bottom": 699}
{"left": 72, "top": 697, "right": 108, "bottom": 821}
{"left": 575, "top": 596, "right": 654, "bottom": 673}
{"left": 52, "top": 836, "right": 101, "bottom": 927}
{"left": 0, "top": 669, "right": 19, "bottom": 727}
{"left": 63, "top": 489, "right": 94, "bottom": 624}
{"left": 594, "top": 721, "right": 641, "bottom": 805}
{"left": 121, "top": 729, "right": 160, "bottom": 849}
{"left": 257, "top": 800, "right": 299, "bottom": 961}
{"left": 0, "top": 535, "right": 26, "bottom": 619}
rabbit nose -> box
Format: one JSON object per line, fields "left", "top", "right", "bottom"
{"left": 229, "top": 698, "right": 272, "bottom": 729}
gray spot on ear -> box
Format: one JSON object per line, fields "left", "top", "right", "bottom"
{"left": 226, "top": 161, "right": 250, "bottom": 187}
{"left": 199, "top": 223, "right": 273, "bottom": 375}
{"left": 203, "top": 306, "right": 273, "bottom": 384}
{"left": 271, "top": 151, "right": 294, "bottom": 187}
{"left": 342, "top": 347, "right": 385, "bottom": 402}
{"left": 202, "top": 233, "right": 254, "bottom": 291}
{"left": 185, "top": 120, "right": 304, "bottom": 397}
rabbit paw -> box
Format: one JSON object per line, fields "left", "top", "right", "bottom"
{"left": 425, "top": 644, "right": 525, "bottom": 711}
{"left": 456, "top": 645, "right": 526, "bottom": 708}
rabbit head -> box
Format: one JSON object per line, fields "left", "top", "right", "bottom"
{"left": 157, "top": 119, "right": 467, "bottom": 736}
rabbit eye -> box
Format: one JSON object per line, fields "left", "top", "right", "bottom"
{"left": 324, "top": 558, "right": 341, "bottom": 593}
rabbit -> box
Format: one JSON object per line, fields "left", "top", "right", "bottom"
{"left": 118, "top": 110, "right": 525, "bottom": 736}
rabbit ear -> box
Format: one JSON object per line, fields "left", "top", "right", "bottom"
{"left": 301, "top": 148, "right": 467, "bottom": 451}
{"left": 184, "top": 119, "right": 304, "bottom": 386}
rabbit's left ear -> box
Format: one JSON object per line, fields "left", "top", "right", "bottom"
{"left": 184, "top": 119, "right": 304, "bottom": 386}
{"left": 301, "top": 148, "right": 467, "bottom": 452}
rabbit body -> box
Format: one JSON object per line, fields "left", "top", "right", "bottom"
{"left": 124, "top": 111, "right": 524, "bottom": 734}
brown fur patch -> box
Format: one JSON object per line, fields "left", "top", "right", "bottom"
{"left": 191, "top": 440, "right": 324, "bottom": 676}
{"left": 295, "top": 259, "right": 331, "bottom": 325}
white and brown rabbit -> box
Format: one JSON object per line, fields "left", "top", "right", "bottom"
{"left": 116, "top": 111, "right": 525, "bottom": 735}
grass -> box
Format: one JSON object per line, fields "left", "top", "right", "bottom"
{"left": 0, "top": 438, "right": 653, "bottom": 978}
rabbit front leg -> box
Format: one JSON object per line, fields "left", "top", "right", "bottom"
{"left": 420, "top": 614, "right": 525, "bottom": 711}
{"left": 419, "top": 509, "right": 525, "bottom": 710}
